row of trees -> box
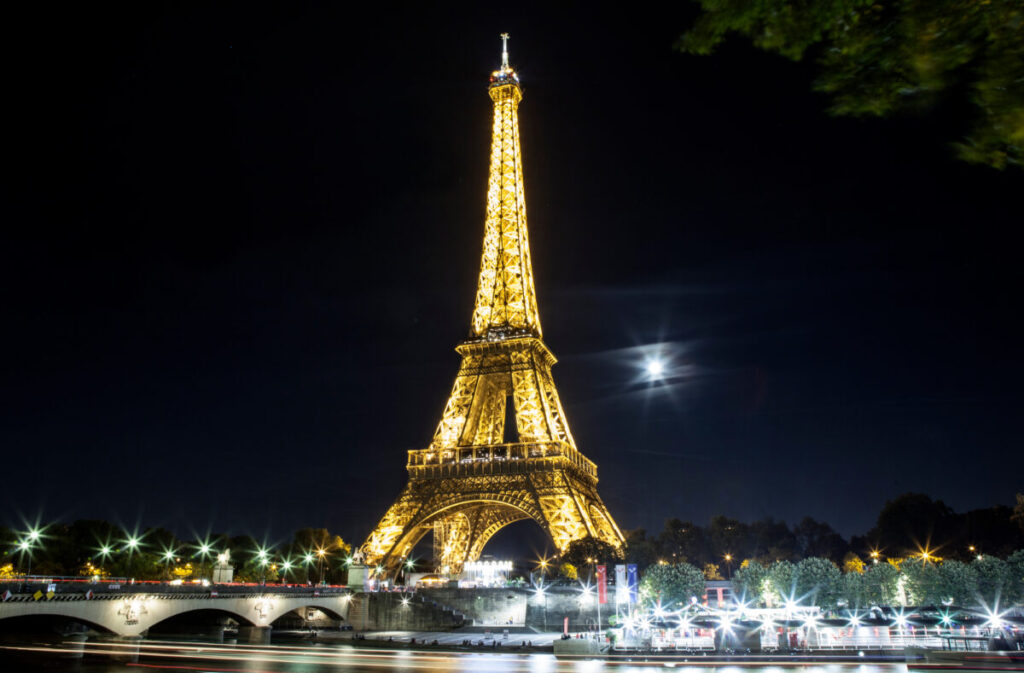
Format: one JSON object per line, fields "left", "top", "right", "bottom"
{"left": 555, "top": 493, "right": 1024, "bottom": 610}
{"left": 0, "top": 520, "right": 351, "bottom": 584}
{"left": 732, "top": 552, "right": 1024, "bottom": 610}
{"left": 632, "top": 552, "right": 1024, "bottom": 612}
{"left": 621, "top": 494, "right": 1024, "bottom": 571}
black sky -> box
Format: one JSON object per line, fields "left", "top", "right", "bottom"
{"left": 3, "top": 2, "right": 1021, "bottom": 553}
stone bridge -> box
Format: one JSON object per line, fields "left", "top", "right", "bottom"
{"left": 0, "top": 585, "right": 352, "bottom": 638}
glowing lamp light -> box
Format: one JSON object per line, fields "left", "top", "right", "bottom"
{"left": 405, "top": 559, "right": 415, "bottom": 570}
{"left": 27, "top": 529, "right": 41, "bottom": 542}
{"left": 984, "top": 607, "right": 1005, "bottom": 629}
{"left": 126, "top": 537, "right": 140, "bottom": 549}
{"left": 304, "top": 553, "right": 314, "bottom": 564}
{"left": 163, "top": 549, "right": 176, "bottom": 562}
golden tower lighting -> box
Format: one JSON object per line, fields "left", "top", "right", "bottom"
{"left": 361, "top": 35, "right": 624, "bottom": 577}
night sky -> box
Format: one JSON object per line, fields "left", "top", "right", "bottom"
{"left": 3, "top": 3, "right": 1021, "bottom": 555}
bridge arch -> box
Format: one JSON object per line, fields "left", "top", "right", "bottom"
{"left": 147, "top": 606, "right": 256, "bottom": 633}
{"left": 0, "top": 612, "right": 115, "bottom": 635}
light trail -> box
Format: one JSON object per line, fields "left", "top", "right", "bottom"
{"left": 0, "top": 640, "right": 910, "bottom": 672}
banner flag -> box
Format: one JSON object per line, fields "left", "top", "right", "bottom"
{"left": 596, "top": 565, "right": 607, "bottom": 604}
{"left": 615, "top": 564, "right": 627, "bottom": 604}
{"left": 627, "top": 563, "right": 639, "bottom": 604}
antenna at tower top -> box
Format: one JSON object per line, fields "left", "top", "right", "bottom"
{"left": 500, "top": 32, "right": 510, "bottom": 69}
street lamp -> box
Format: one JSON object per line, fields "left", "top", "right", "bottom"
{"left": 281, "top": 560, "right": 293, "bottom": 584}
{"left": 317, "top": 548, "right": 327, "bottom": 585}
{"left": 256, "top": 548, "right": 270, "bottom": 585}
{"left": 162, "top": 547, "right": 176, "bottom": 580}
{"left": 195, "top": 542, "right": 213, "bottom": 580}
{"left": 723, "top": 554, "right": 733, "bottom": 579}
{"left": 17, "top": 539, "right": 34, "bottom": 579}
{"left": 18, "top": 527, "right": 44, "bottom": 580}
{"left": 303, "top": 552, "right": 315, "bottom": 584}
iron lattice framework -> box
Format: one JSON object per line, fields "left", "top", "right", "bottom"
{"left": 362, "top": 37, "right": 624, "bottom": 577}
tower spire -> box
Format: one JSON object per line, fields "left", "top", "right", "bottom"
{"left": 474, "top": 33, "right": 537, "bottom": 338}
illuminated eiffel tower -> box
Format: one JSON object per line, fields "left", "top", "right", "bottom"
{"left": 361, "top": 35, "right": 624, "bottom": 577}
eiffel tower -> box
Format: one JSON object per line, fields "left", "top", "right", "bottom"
{"left": 361, "top": 35, "right": 624, "bottom": 577}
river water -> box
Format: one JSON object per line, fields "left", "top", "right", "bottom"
{"left": 0, "top": 637, "right": 910, "bottom": 673}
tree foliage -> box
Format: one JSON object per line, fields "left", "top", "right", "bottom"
{"left": 732, "top": 560, "right": 768, "bottom": 604}
{"left": 639, "top": 562, "right": 706, "bottom": 609}
{"left": 861, "top": 561, "right": 901, "bottom": 606}
{"left": 678, "top": 0, "right": 1024, "bottom": 168}
{"left": 561, "top": 536, "right": 623, "bottom": 569}
{"left": 1013, "top": 494, "right": 1024, "bottom": 532}
{"left": 972, "top": 555, "right": 1012, "bottom": 607}
{"left": 793, "top": 557, "right": 842, "bottom": 607}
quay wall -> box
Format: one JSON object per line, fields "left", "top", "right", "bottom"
{"left": 418, "top": 587, "right": 610, "bottom": 631}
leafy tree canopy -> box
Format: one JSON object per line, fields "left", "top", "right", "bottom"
{"left": 678, "top": 0, "right": 1024, "bottom": 168}
{"left": 561, "top": 536, "right": 624, "bottom": 570}
{"left": 640, "top": 562, "right": 706, "bottom": 609}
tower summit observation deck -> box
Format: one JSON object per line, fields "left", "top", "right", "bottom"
{"left": 361, "top": 35, "right": 624, "bottom": 578}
